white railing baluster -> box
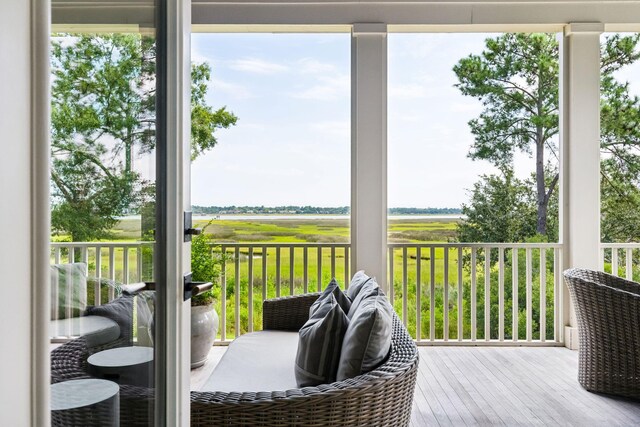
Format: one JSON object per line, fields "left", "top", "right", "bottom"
{"left": 540, "top": 248, "right": 546, "bottom": 342}
{"left": 66, "top": 245, "right": 74, "bottom": 320}
{"left": 471, "top": 247, "right": 477, "bottom": 342}
{"left": 54, "top": 246, "right": 61, "bottom": 264}
{"left": 235, "top": 246, "right": 240, "bottom": 338}
{"left": 262, "top": 246, "right": 267, "bottom": 302}
{"left": 95, "top": 246, "right": 102, "bottom": 305}
{"left": 289, "top": 246, "right": 295, "bottom": 295}
{"left": 612, "top": 248, "right": 619, "bottom": 277}
{"left": 402, "top": 247, "right": 408, "bottom": 327}
{"left": 626, "top": 248, "right": 633, "bottom": 281}
{"left": 108, "top": 247, "right": 115, "bottom": 301}
{"left": 248, "top": 247, "right": 254, "bottom": 333}
{"left": 220, "top": 245, "right": 226, "bottom": 342}
{"left": 416, "top": 247, "right": 422, "bottom": 343}
{"left": 512, "top": 248, "right": 519, "bottom": 342}
{"left": 526, "top": 248, "right": 533, "bottom": 342}
{"left": 430, "top": 246, "right": 435, "bottom": 342}
{"left": 123, "top": 247, "right": 129, "bottom": 284}
{"left": 344, "top": 245, "right": 349, "bottom": 286}
{"left": 66, "top": 245, "right": 74, "bottom": 264}
{"left": 331, "top": 246, "right": 336, "bottom": 280}
{"left": 389, "top": 247, "right": 395, "bottom": 307}
{"left": 275, "top": 247, "right": 281, "bottom": 298}
{"left": 498, "top": 247, "right": 505, "bottom": 342}
{"left": 317, "top": 246, "right": 322, "bottom": 292}
{"left": 458, "top": 246, "right": 463, "bottom": 341}
{"left": 554, "top": 248, "right": 560, "bottom": 342}
{"left": 484, "top": 246, "right": 491, "bottom": 341}
{"left": 303, "top": 247, "right": 309, "bottom": 294}
{"left": 443, "top": 247, "right": 449, "bottom": 341}
{"left": 136, "top": 247, "right": 142, "bottom": 282}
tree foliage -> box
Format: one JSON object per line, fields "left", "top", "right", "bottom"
{"left": 455, "top": 33, "right": 640, "bottom": 243}
{"left": 50, "top": 34, "right": 237, "bottom": 241}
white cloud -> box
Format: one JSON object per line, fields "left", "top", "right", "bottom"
{"left": 388, "top": 83, "right": 430, "bottom": 100}
{"left": 290, "top": 75, "right": 349, "bottom": 100}
{"left": 297, "top": 58, "right": 336, "bottom": 74}
{"left": 309, "top": 120, "right": 350, "bottom": 137}
{"left": 227, "top": 58, "right": 289, "bottom": 74}
{"left": 212, "top": 80, "right": 254, "bottom": 99}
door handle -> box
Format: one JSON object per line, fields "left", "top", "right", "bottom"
{"left": 183, "top": 272, "right": 213, "bottom": 301}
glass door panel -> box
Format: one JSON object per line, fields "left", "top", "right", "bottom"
{"left": 49, "top": 3, "right": 165, "bottom": 426}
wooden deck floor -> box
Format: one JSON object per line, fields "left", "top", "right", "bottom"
{"left": 192, "top": 346, "right": 640, "bottom": 427}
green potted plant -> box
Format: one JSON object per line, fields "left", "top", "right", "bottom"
{"left": 190, "top": 223, "right": 222, "bottom": 369}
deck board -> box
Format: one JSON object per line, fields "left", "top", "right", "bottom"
{"left": 191, "top": 346, "right": 640, "bottom": 426}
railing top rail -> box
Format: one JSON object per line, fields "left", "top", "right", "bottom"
{"left": 386, "top": 242, "right": 563, "bottom": 249}
{"left": 51, "top": 242, "right": 155, "bottom": 248}
{"left": 600, "top": 243, "right": 640, "bottom": 249}
{"left": 210, "top": 242, "right": 350, "bottom": 248}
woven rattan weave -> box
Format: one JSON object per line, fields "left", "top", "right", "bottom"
{"left": 563, "top": 268, "right": 640, "bottom": 399}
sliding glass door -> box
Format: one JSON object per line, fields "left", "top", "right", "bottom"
{"left": 49, "top": 0, "right": 192, "bottom": 425}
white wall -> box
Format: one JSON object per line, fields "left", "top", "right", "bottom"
{"left": 0, "top": 0, "right": 49, "bottom": 425}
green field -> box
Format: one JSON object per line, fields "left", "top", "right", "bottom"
{"left": 102, "top": 216, "right": 460, "bottom": 244}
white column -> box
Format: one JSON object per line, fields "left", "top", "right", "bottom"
{"left": 0, "top": 0, "right": 50, "bottom": 425}
{"left": 351, "top": 23, "right": 388, "bottom": 292}
{"left": 559, "top": 23, "right": 603, "bottom": 350}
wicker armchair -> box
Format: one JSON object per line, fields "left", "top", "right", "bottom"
{"left": 52, "top": 293, "right": 419, "bottom": 426}
{"left": 563, "top": 268, "right": 640, "bottom": 399}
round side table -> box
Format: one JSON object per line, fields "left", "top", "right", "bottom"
{"left": 88, "top": 346, "right": 154, "bottom": 387}
{"left": 51, "top": 379, "right": 119, "bottom": 427}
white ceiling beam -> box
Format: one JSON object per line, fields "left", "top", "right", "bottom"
{"left": 52, "top": 1, "right": 640, "bottom": 30}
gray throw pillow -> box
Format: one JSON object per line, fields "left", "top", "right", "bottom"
{"left": 346, "top": 270, "right": 372, "bottom": 301}
{"left": 309, "top": 278, "right": 351, "bottom": 317}
{"left": 337, "top": 294, "right": 393, "bottom": 381}
{"left": 295, "top": 294, "right": 349, "bottom": 387}
{"left": 347, "top": 278, "right": 382, "bottom": 319}
{"left": 50, "top": 263, "right": 88, "bottom": 320}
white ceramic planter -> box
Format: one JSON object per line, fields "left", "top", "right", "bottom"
{"left": 191, "top": 304, "right": 219, "bottom": 369}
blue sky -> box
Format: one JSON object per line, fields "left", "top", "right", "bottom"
{"left": 190, "top": 32, "right": 640, "bottom": 209}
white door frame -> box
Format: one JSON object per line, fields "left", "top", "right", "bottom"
{"left": 156, "top": 0, "right": 192, "bottom": 424}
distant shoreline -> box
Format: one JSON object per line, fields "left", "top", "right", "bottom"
{"left": 118, "top": 214, "right": 466, "bottom": 221}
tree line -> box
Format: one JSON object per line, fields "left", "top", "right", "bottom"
{"left": 192, "top": 206, "right": 462, "bottom": 215}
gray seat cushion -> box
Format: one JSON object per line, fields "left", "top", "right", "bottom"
{"left": 50, "top": 315, "right": 120, "bottom": 348}
{"left": 202, "top": 330, "right": 299, "bottom": 393}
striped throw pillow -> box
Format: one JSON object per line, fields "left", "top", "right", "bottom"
{"left": 295, "top": 294, "right": 349, "bottom": 387}
{"left": 309, "top": 278, "right": 351, "bottom": 317}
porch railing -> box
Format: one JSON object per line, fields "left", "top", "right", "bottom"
{"left": 50, "top": 242, "right": 153, "bottom": 305}
{"left": 600, "top": 243, "right": 640, "bottom": 280}
{"left": 388, "top": 243, "right": 563, "bottom": 346}
{"left": 216, "top": 243, "right": 350, "bottom": 342}
{"left": 50, "top": 241, "right": 564, "bottom": 346}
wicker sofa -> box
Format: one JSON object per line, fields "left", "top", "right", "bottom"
{"left": 51, "top": 292, "right": 419, "bottom": 426}
{"left": 563, "top": 268, "right": 640, "bottom": 399}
